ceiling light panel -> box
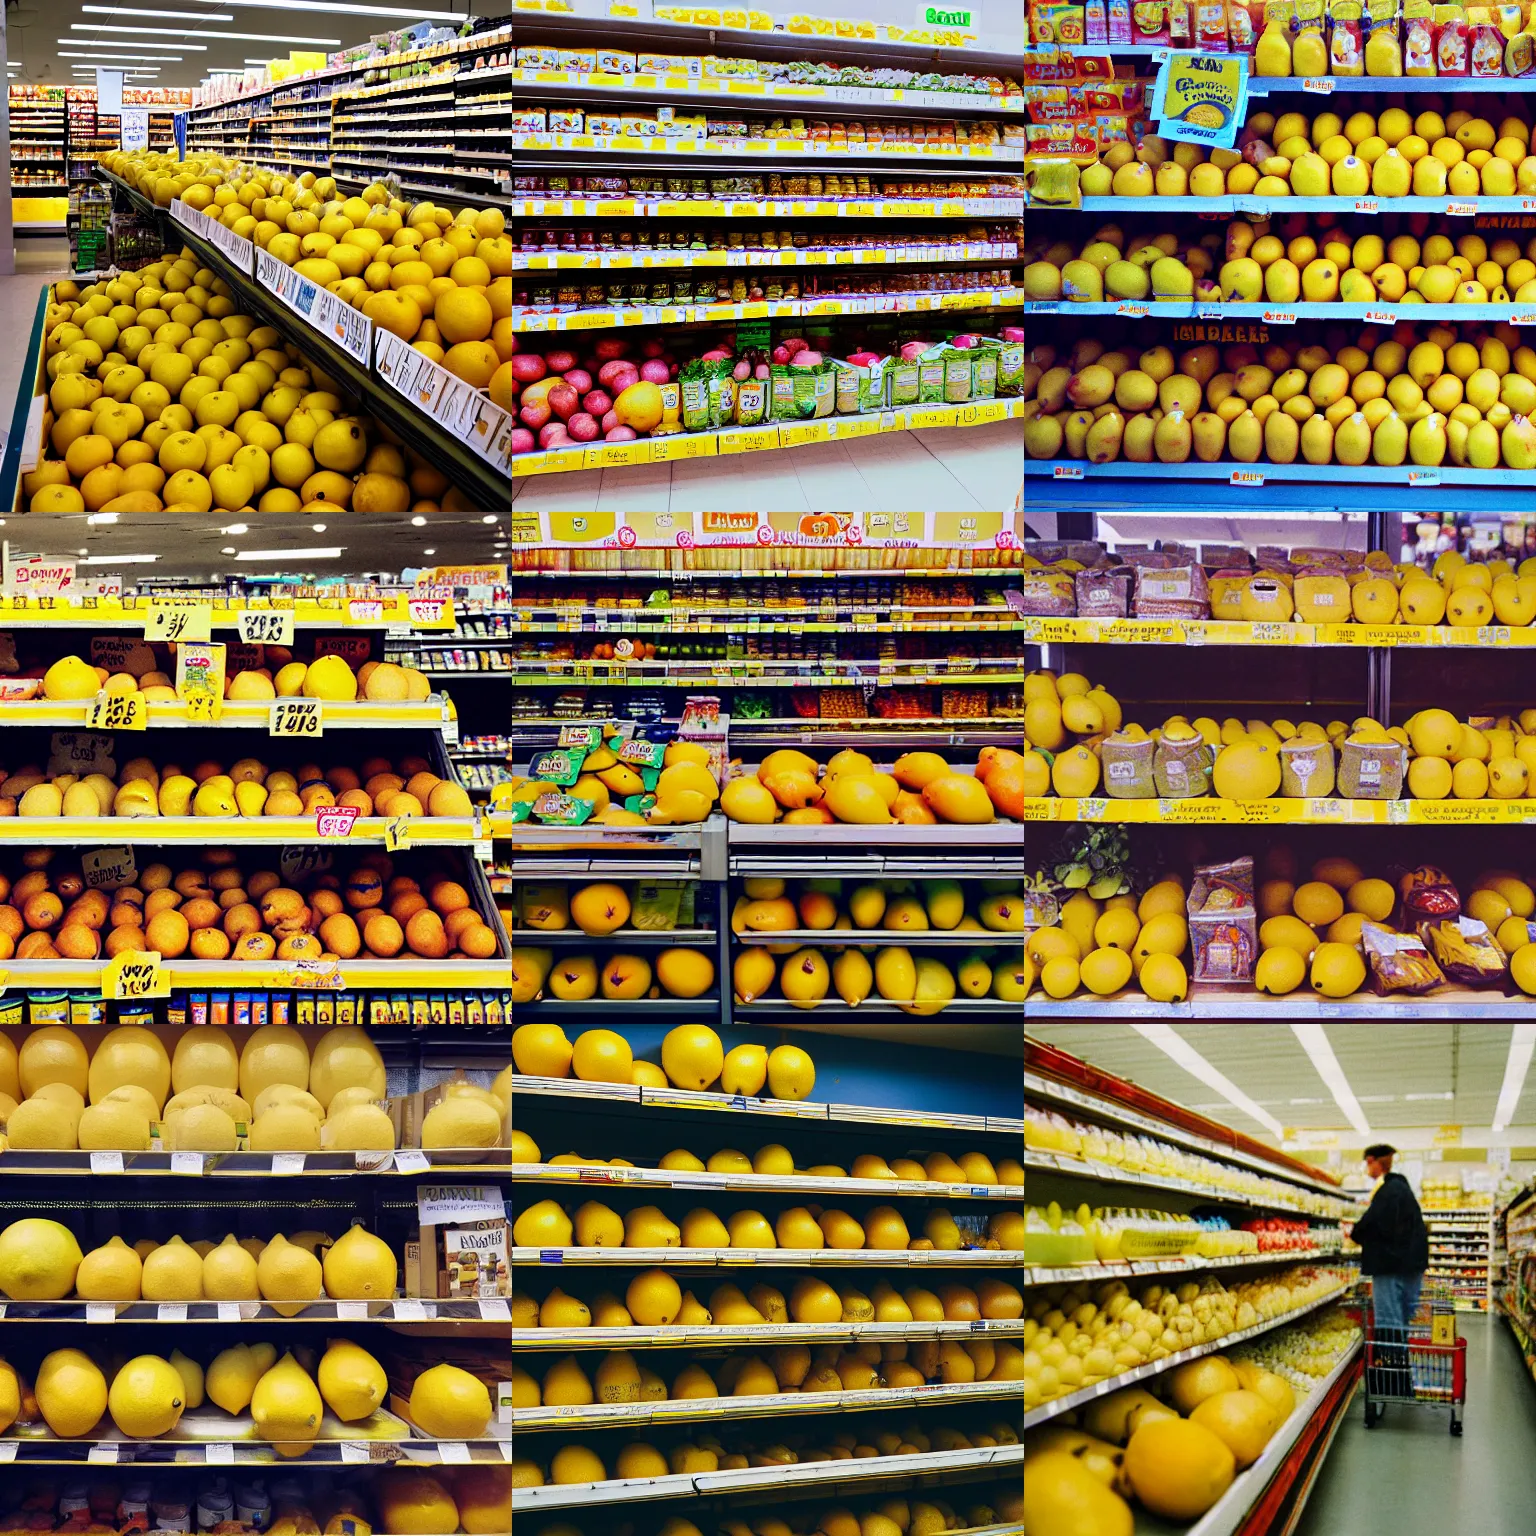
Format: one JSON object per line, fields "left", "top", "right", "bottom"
{"left": 72, "top": 23, "right": 341, "bottom": 41}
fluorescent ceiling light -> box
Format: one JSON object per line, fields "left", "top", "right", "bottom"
{"left": 1494, "top": 1023, "right": 1536, "bottom": 1133}
{"left": 1129, "top": 1022, "right": 1285, "bottom": 1137}
{"left": 80, "top": 554, "right": 159, "bottom": 565}
{"left": 73, "top": 23, "right": 341, "bottom": 40}
{"left": 82, "top": 5, "right": 233, "bottom": 16}
{"left": 235, "top": 547, "right": 342, "bottom": 561}
{"left": 192, "top": 0, "right": 462, "bottom": 14}
{"left": 86, "top": 514, "right": 119, "bottom": 526}
{"left": 61, "top": 51, "right": 184, "bottom": 59}
{"left": 1404, "top": 1091, "right": 1456, "bottom": 1102}
{"left": 207, "top": 67, "right": 244, "bottom": 73}
{"left": 1290, "top": 1024, "right": 1371, "bottom": 1137}
{"left": 65, "top": 37, "right": 205, "bottom": 48}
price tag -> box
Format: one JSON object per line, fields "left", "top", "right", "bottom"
{"left": 1304, "top": 75, "right": 1337, "bottom": 92}
{"left": 202, "top": 216, "right": 255, "bottom": 275}
{"left": 1115, "top": 300, "right": 1149, "bottom": 317}
{"left": 255, "top": 248, "right": 374, "bottom": 364}
{"left": 478, "top": 1298, "right": 512, "bottom": 1321}
{"left": 1230, "top": 469, "right": 1265, "bottom": 486}
{"left": 385, "top": 815, "right": 413, "bottom": 852}
{"left": 336, "top": 1300, "right": 369, "bottom": 1320}
{"left": 171, "top": 1153, "right": 204, "bottom": 1175}
{"left": 346, "top": 599, "right": 385, "bottom": 626}
{"left": 394, "top": 1298, "right": 427, "bottom": 1321}
{"left": 205, "top": 1443, "right": 235, "bottom": 1465}
{"left": 86, "top": 693, "right": 146, "bottom": 732}
{"left": 0, "top": 1443, "right": 16, "bottom": 1463}
{"left": 374, "top": 329, "right": 512, "bottom": 470}
{"left": 237, "top": 608, "right": 294, "bottom": 645}
{"left": 270, "top": 698, "right": 323, "bottom": 738}
{"left": 82, "top": 846, "right": 137, "bottom": 890}
{"left": 1052, "top": 465, "right": 1083, "bottom": 479}
{"left": 88, "top": 1443, "right": 118, "bottom": 1463}
{"left": 1449, "top": 201, "right": 1478, "bottom": 215}
{"left": 1261, "top": 309, "right": 1296, "bottom": 325}
{"left": 144, "top": 602, "right": 211, "bottom": 642}
{"left": 102, "top": 950, "right": 169, "bottom": 999}
{"left": 437, "top": 1441, "right": 471, "bottom": 1463}
{"left": 157, "top": 1303, "right": 187, "bottom": 1322}
{"left": 272, "top": 1153, "right": 306, "bottom": 1174}
{"left": 1409, "top": 468, "right": 1441, "bottom": 486}
{"left": 394, "top": 1149, "right": 431, "bottom": 1173}
{"left": 341, "top": 1443, "right": 371, "bottom": 1464}
{"left": 218, "top": 1303, "right": 242, "bottom": 1321}
{"left": 315, "top": 805, "right": 360, "bottom": 838}
{"left": 1363, "top": 308, "right": 1395, "bottom": 324}
{"left": 86, "top": 1301, "right": 117, "bottom": 1321}
{"left": 407, "top": 597, "right": 449, "bottom": 627}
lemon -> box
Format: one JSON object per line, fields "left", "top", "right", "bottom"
{"left": 1213, "top": 740, "right": 1282, "bottom": 801}
{"left": 206, "top": 1343, "right": 261, "bottom": 1414}
{"left": 1079, "top": 947, "right": 1134, "bottom": 996}
{"left": 1137, "top": 880, "right": 1187, "bottom": 922}
{"left": 1347, "top": 878, "right": 1396, "bottom": 920}
{"left": 202, "top": 1233, "right": 259, "bottom": 1299}
{"left": 170, "top": 1025, "right": 239, "bottom": 1093}
{"left": 660, "top": 1023, "right": 724, "bottom": 1092}
{"left": 35, "top": 1348, "right": 107, "bottom": 1437}
{"left": 76, "top": 1235, "right": 143, "bottom": 1301}
{"left": 108, "top": 1354, "right": 186, "bottom": 1438}
{"left": 1255, "top": 946, "right": 1306, "bottom": 995}
{"left": 255, "top": 1232, "right": 323, "bottom": 1316}
{"left": 1140, "top": 954, "right": 1189, "bottom": 1002}
{"left": 251, "top": 1351, "right": 323, "bottom": 1457}
{"left": 766, "top": 1044, "right": 815, "bottom": 1100}
{"left": 322, "top": 1223, "right": 397, "bottom": 1300}
{"left": 1094, "top": 907, "right": 1141, "bottom": 950}
{"left": 1134, "top": 912, "right": 1189, "bottom": 959}
{"left": 625, "top": 1268, "right": 681, "bottom": 1325}
{"left": 0, "top": 1218, "right": 82, "bottom": 1299}
{"left": 170, "top": 1348, "right": 204, "bottom": 1410}
{"left": 409, "top": 1362, "right": 492, "bottom": 1437}
{"left": 317, "top": 1338, "right": 388, "bottom": 1422}
{"left": 239, "top": 1023, "right": 310, "bottom": 1101}
{"left": 1309, "top": 942, "right": 1367, "bottom": 999}
{"left": 1040, "top": 956, "right": 1081, "bottom": 998}
{"left": 309, "top": 1025, "right": 386, "bottom": 1108}
{"left": 1512, "top": 945, "right": 1536, "bottom": 995}
{"left": 1292, "top": 881, "right": 1345, "bottom": 927}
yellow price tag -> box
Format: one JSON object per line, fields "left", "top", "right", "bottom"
{"left": 86, "top": 693, "right": 147, "bottom": 732}
{"left": 144, "top": 603, "right": 212, "bottom": 642}
{"left": 183, "top": 692, "right": 223, "bottom": 722}
{"left": 102, "top": 949, "right": 170, "bottom": 999}
{"left": 385, "top": 815, "right": 413, "bottom": 852}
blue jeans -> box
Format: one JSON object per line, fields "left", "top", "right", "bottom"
{"left": 1372, "top": 1272, "right": 1424, "bottom": 1336}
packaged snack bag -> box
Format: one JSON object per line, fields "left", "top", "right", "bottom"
{"left": 1228, "top": 0, "right": 1266, "bottom": 50}
{"left": 1433, "top": 2, "right": 1469, "bottom": 70}
{"left": 1329, "top": 0, "right": 1366, "bottom": 69}
{"left": 1469, "top": 6, "right": 1505, "bottom": 70}
{"left": 1132, "top": 0, "right": 1171, "bottom": 44}
{"left": 1362, "top": 922, "right": 1447, "bottom": 996}
{"left": 1109, "top": 0, "right": 1133, "bottom": 38}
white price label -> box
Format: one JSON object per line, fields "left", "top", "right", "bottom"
{"left": 437, "top": 1441, "right": 471, "bottom": 1463}
{"left": 272, "top": 1153, "right": 306, "bottom": 1174}
{"left": 157, "top": 1303, "right": 187, "bottom": 1322}
{"left": 171, "top": 1152, "right": 204, "bottom": 1175}
{"left": 478, "top": 1298, "right": 512, "bottom": 1321}
{"left": 88, "top": 1443, "right": 118, "bottom": 1463}
{"left": 1303, "top": 75, "right": 1336, "bottom": 91}
{"left": 169, "top": 198, "right": 206, "bottom": 239}
{"left": 418, "top": 1184, "right": 507, "bottom": 1224}
{"left": 86, "top": 1303, "right": 116, "bottom": 1323}
{"left": 341, "top": 1443, "right": 371, "bottom": 1464}
{"left": 336, "top": 1300, "right": 369, "bottom": 1320}
{"left": 393, "top": 1298, "right": 427, "bottom": 1321}
{"left": 203, "top": 217, "right": 255, "bottom": 276}
{"left": 205, "top": 1443, "right": 235, "bottom": 1465}
{"left": 218, "top": 1303, "right": 242, "bottom": 1321}
{"left": 90, "top": 1152, "right": 123, "bottom": 1173}
{"left": 394, "top": 1149, "right": 431, "bottom": 1173}
{"left": 0, "top": 1443, "right": 16, "bottom": 1462}
{"left": 374, "top": 328, "right": 513, "bottom": 470}
{"left": 255, "top": 248, "right": 372, "bottom": 363}
{"left": 237, "top": 608, "right": 295, "bottom": 645}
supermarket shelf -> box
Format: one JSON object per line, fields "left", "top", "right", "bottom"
{"left": 1251, "top": 73, "right": 1536, "bottom": 91}
{"left": 1025, "top": 990, "right": 1536, "bottom": 1019}
{"left": 730, "top": 927, "right": 1025, "bottom": 947}
{"left": 520, "top": 927, "right": 718, "bottom": 946}
{"left": 0, "top": 957, "right": 512, "bottom": 990}
{"left": 0, "top": 596, "right": 455, "bottom": 631}
{"left": 1022, "top": 795, "right": 1536, "bottom": 825}
{"left": 512, "top": 1073, "right": 1021, "bottom": 1136}
{"left": 1027, "top": 1151, "right": 1356, "bottom": 1217}
{"left": 512, "top": 1319, "right": 1025, "bottom": 1348}
{"left": 519, "top": 567, "right": 1027, "bottom": 582}
{"left": 0, "top": 699, "right": 455, "bottom": 730}
{"left": 514, "top": 134, "right": 1022, "bottom": 163}
{"left": 738, "top": 999, "right": 1023, "bottom": 1017}
{"left": 1026, "top": 1071, "right": 1355, "bottom": 1201}
{"left": 512, "top": 1161, "right": 1022, "bottom": 1200}
{"left": 512, "top": 1246, "right": 1023, "bottom": 1266}
{"left": 0, "top": 1434, "right": 511, "bottom": 1468}
{"left": 513, "top": 244, "right": 1017, "bottom": 269}
{"left": 505, "top": 998, "right": 724, "bottom": 1020}
{"left": 515, "top": 1379, "right": 1020, "bottom": 1430}
{"left": 1184, "top": 1338, "right": 1362, "bottom": 1536}
{"left": 512, "top": 668, "right": 1024, "bottom": 687}
{"left": 513, "top": 396, "right": 1024, "bottom": 477}
{"left": 1018, "top": 615, "right": 1536, "bottom": 648}
{"left": 0, "top": 815, "right": 479, "bottom": 846}
{"left": 1027, "top": 1250, "right": 1348, "bottom": 1286}
{"left": 1022, "top": 1281, "right": 1356, "bottom": 1429}
{"left": 514, "top": 1442, "right": 1021, "bottom": 1511}
{"left": 512, "top": 196, "right": 1024, "bottom": 218}
{"left": 0, "top": 1299, "right": 508, "bottom": 1323}
{"left": 1027, "top": 460, "right": 1535, "bottom": 489}
{"left": 0, "top": 1150, "right": 511, "bottom": 1177}
{"left": 514, "top": 288, "right": 1024, "bottom": 328}
{"left": 1022, "top": 299, "right": 1536, "bottom": 324}
{"left": 96, "top": 170, "right": 509, "bottom": 510}
{"left": 511, "top": 68, "right": 1026, "bottom": 115}
{"left": 1057, "top": 194, "right": 1536, "bottom": 213}
{"left": 511, "top": 606, "right": 1023, "bottom": 630}
{"left": 728, "top": 821, "right": 1025, "bottom": 849}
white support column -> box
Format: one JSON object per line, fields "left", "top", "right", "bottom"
{"left": 0, "top": 10, "right": 14, "bottom": 276}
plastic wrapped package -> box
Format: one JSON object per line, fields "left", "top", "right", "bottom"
{"left": 1424, "top": 917, "right": 1509, "bottom": 990}
{"left": 1362, "top": 921, "right": 1447, "bottom": 996}
{"left": 1074, "top": 567, "right": 1131, "bottom": 618}
{"left": 1154, "top": 733, "right": 1211, "bottom": 798}
{"left": 1397, "top": 864, "right": 1462, "bottom": 931}
{"left": 1018, "top": 569, "right": 1076, "bottom": 616}
{"left": 1100, "top": 732, "right": 1156, "bottom": 798}
{"left": 1280, "top": 738, "right": 1336, "bottom": 798}
{"left": 1187, "top": 856, "right": 1258, "bottom": 983}
{"left": 1337, "top": 738, "right": 1405, "bottom": 799}
{"left": 1133, "top": 563, "right": 1210, "bottom": 620}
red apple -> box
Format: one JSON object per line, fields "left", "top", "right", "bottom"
{"left": 547, "top": 383, "right": 579, "bottom": 421}
{"left": 605, "top": 364, "right": 640, "bottom": 396}
{"left": 545, "top": 348, "right": 577, "bottom": 373}
{"left": 595, "top": 337, "right": 629, "bottom": 361}
{"left": 601, "top": 409, "right": 619, "bottom": 433}
{"left": 520, "top": 399, "right": 552, "bottom": 430}
{"left": 510, "top": 353, "right": 547, "bottom": 383}
{"left": 563, "top": 368, "right": 592, "bottom": 396}
{"left": 583, "top": 390, "right": 612, "bottom": 417}
{"left": 538, "top": 422, "right": 570, "bottom": 449}
{"left": 567, "top": 412, "right": 599, "bottom": 442}
{"left": 605, "top": 425, "right": 637, "bottom": 441}
{"left": 510, "top": 426, "right": 536, "bottom": 455}
{"left": 771, "top": 346, "right": 791, "bottom": 365}
{"left": 641, "top": 338, "right": 666, "bottom": 358}
{"left": 640, "top": 359, "right": 670, "bottom": 384}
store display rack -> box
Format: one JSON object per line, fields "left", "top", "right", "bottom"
{"left": 1424, "top": 1209, "right": 1495, "bottom": 1312}
{"left": 81, "top": 169, "right": 508, "bottom": 510}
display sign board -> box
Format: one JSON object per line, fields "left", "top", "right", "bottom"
{"left": 516, "top": 510, "right": 1020, "bottom": 550}
{"left": 1153, "top": 52, "right": 1248, "bottom": 150}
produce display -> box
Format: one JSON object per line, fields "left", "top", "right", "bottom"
{"left": 512, "top": 170, "right": 1024, "bottom": 208}
{"left": 1022, "top": 1303, "right": 1361, "bottom": 1528}
{"left": 1024, "top": 1204, "right": 1334, "bottom": 1265}
{"left": 99, "top": 154, "right": 511, "bottom": 405}
{"left": 31, "top": 260, "right": 481, "bottom": 514}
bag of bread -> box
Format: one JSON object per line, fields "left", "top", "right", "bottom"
{"left": 1362, "top": 920, "right": 1446, "bottom": 995}
{"left": 1423, "top": 916, "right": 1508, "bottom": 989}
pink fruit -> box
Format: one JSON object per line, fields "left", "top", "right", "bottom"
{"left": 510, "top": 427, "right": 536, "bottom": 455}
{"left": 900, "top": 341, "right": 928, "bottom": 361}
{"left": 784, "top": 337, "right": 808, "bottom": 356}
{"left": 520, "top": 399, "right": 552, "bottom": 430}
{"left": 640, "top": 359, "right": 671, "bottom": 384}
{"left": 700, "top": 348, "right": 731, "bottom": 363}
{"left": 547, "top": 383, "right": 579, "bottom": 421}
{"left": 847, "top": 350, "right": 881, "bottom": 367}
{"left": 607, "top": 364, "right": 640, "bottom": 396}
{"left": 601, "top": 409, "right": 619, "bottom": 433}
{"left": 755, "top": 363, "right": 770, "bottom": 380}
{"left": 511, "top": 353, "right": 547, "bottom": 384}
{"left": 583, "top": 389, "right": 612, "bottom": 417}
{"left": 545, "top": 348, "right": 577, "bottom": 374}
{"left": 732, "top": 360, "right": 750, "bottom": 381}
{"left": 790, "top": 350, "right": 823, "bottom": 368}
{"left": 509, "top": 333, "right": 521, "bottom": 355}
{"left": 771, "top": 346, "right": 791, "bottom": 365}
{"left": 641, "top": 338, "right": 667, "bottom": 358}
{"left": 1002, "top": 327, "right": 1025, "bottom": 343}
{"left": 595, "top": 338, "right": 629, "bottom": 361}
{"left": 567, "top": 412, "right": 600, "bottom": 442}
{"left": 563, "top": 367, "right": 593, "bottom": 396}
{"left": 605, "top": 425, "right": 638, "bottom": 442}
{"left": 950, "top": 334, "right": 978, "bottom": 349}
{"left": 538, "top": 422, "right": 570, "bottom": 449}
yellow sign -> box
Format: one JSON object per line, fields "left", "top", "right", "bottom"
{"left": 1434, "top": 1124, "right": 1463, "bottom": 1147}
{"left": 102, "top": 949, "right": 169, "bottom": 999}
{"left": 144, "top": 602, "right": 212, "bottom": 643}
{"left": 86, "top": 693, "right": 146, "bottom": 732}
{"left": 1156, "top": 53, "right": 1249, "bottom": 149}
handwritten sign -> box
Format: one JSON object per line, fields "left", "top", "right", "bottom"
{"left": 144, "top": 602, "right": 212, "bottom": 643}
{"left": 86, "top": 693, "right": 145, "bottom": 732}
{"left": 270, "top": 698, "right": 323, "bottom": 738}
{"left": 101, "top": 949, "right": 169, "bottom": 999}
{"left": 82, "top": 846, "right": 137, "bottom": 890}
{"left": 237, "top": 608, "right": 294, "bottom": 645}
{"left": 315, "top": 805, "right": 360, "bottom": 838}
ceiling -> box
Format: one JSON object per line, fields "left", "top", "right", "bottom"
{"left": 1027, "top": 1022, "right": 1530, "bottom": 1144}
{"left": 4, "top": 0, "right": 497, "bottom": 94}
{"left": 2, "top": 511, "right": 509, "bottom": 580}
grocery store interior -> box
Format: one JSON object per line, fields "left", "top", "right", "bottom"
{"left": 0, "top": 3, "right": 510, "bottom": 512}
{"left": 0, "top": 524, "right": 512, "bottom": 1530}
{"left": 509, "top": 515, "right": 1026, "bottom": 1531}
{"left": 509, "top": 0, "right": 1023, "bottom": 512}
{"left": 1024, "top": 511, "right": 1536, "bottom": 1534}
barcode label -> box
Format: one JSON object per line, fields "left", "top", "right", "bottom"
{"left": 255, "top": 248, "right": 373, "bottom": 364}
{"left": 375, "top": 329, "right": 514, "bottom": 471}
{"left": 203, "top": 218, "right": 255, "bottom": 275}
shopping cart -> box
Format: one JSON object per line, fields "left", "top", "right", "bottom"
{"left": 1360, "top": 1282, "right": 1467, "bottom": 1435}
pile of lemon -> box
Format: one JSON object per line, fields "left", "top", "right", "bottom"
{"left": 101, "top": 151, "right": 512, "bottom": 408}
{"left": 30, "top": 253, "right": 475, "bottom": 512}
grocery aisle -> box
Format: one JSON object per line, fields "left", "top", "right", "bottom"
{"left": 1296, "top": 1316, "right": 1536, "bottom": 1536}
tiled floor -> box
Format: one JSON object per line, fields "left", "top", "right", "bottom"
{"left": 0, "top": 240, "right": 68, "bottom": 427}
{"left": 1296, "top": 1314, "right": 1536, "bottom": 1536}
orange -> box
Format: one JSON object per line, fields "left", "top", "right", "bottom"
{"left": 105, "top": 926, "right": 148, "bottom": 957}
{"left": 405, "top": 910, "right": 447, "bottom": 958}
{"left": 181, "top": 897, "right": 221, "bottom": 931}
{"left": 319, "top": 914, "right": 360, "bottom": 959}
{"left": 430, "top": 881, "right": 470, "bottom": 914}
{"left": 458, "top": 922, "right": 498, "bottom": 958}
{"left": 146, "top": 910, "right": 190, "bottom": 959}
{"left": 233, "top": 932, "right": 276, "bottom": 961}
{"left": 190, "top": 929, "right": 231, "bottom": 960}
{"left": 55, "top": 924, "right": 100, "bottom": 960}
{"left": 22, "top": 893, "right": 62, "bottom": 931}
{"left": 361, "top": 913, "right": 403, "bottom": 957}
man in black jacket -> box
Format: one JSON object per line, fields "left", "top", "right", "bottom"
{"left": 1348, "top": 1142, "right": 1430, "bottom": 1398}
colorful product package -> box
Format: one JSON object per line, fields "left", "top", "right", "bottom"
{"left": 1170, "top": 0, "right": 1193, "bottom": 41}
{"left": 770, "top": 360, "right": 836, "bottom": 419}
{"left": 1469, "top": 6, "right": 1505, "bottom": 70}
{"left": 1195, "top": 0, "right": 1231, "bottom": 46}
{"left": 1431, "top": 1, "right": 1468, "bottom": 69}
{"left": 735, "top": 376, "right": 768, "bottom": 426}
{"left": 1292, "top": 0, "right": 1328, "bottom": 67}
{"left": 1364, "top": 0, "right": 1403, "bottom": 72}
{"left": 886, "top": 356, "right": 921, "bottom": 406}
{"left": 1086, "top": 0, "right": 1110, "bottom": 40}
{"left": 1131, "top": 0, "right": 1171, "bottom": 42}
{"left": 831, "top": 356, "right": 886, "bottom": 415}
{"left": 1109, "top": 0, "right": 1133, "bottom": 38}
{"left": 1186, "top": 856, "right": 1258, "bottom": 984}
{"left": 1227, "top": 0, "right": 1266, "bottom": 48}
{"left": 1330, "top": 0, "right": 1367, "bottom": 67}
